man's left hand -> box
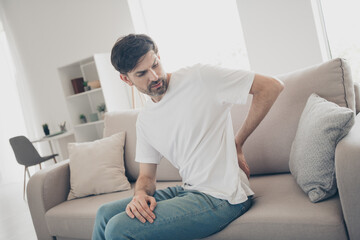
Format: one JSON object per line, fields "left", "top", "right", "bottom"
{"left": 236, "top": 146, "right": 250, "bottom": 179}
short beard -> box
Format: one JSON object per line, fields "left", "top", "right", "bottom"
{"left": 146, "top": 77, "right": 168, "bottom": 97}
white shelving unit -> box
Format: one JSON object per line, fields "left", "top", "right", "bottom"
{"left": 58, "top": 53, "right": 145, "bottom": 143}
{"left": 58, "top": 55, "right": 107, "bottom": 142}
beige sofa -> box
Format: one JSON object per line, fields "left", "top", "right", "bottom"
{"left": 27, "top": 58, "right": 360, "bottom": 240}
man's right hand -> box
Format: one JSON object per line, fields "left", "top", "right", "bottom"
{"left": 125, "top": 193, "right": 157, "bottom": 223}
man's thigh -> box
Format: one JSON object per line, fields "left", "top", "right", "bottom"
{"left": 104, "top": 189, "right": 252, "bottom": 240}
{"left": 97, "top": 186, "right": 182, "bottom": 221}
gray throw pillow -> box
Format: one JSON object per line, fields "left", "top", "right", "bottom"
{"left": 289, "top": 93, "right": 355, "bottom": 203}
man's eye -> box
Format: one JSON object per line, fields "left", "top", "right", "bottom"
{"left": 153, "top": 63, "right": 159, "bottom": 68}
{"left": 137, "top": 72, "right": 145, "bottom": 77}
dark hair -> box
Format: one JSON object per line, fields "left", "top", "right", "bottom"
{"left": 111, "top": 34, "right": 158, "bottom": 75}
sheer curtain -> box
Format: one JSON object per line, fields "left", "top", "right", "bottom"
{"left": 0, "top": 21, "right": 27, "bottom": 184}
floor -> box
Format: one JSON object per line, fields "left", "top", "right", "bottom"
{"left": 0, "top": 181, "right": 37, "bottom": 240}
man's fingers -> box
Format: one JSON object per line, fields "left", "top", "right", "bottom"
{"left": 148, "top": 196, "right": 157, "bottom": 211}
{"left": 138, "top": 199, "right": 155, "bottom": 223}
{"left": 129, "top": 204, "right": 146, "bottom": 223}
{"left": 125, "top": 205, "right": 134, "bottom": 219}
{"left": 238, "top": 154, "right": 250, "bottom": 179}
{"left": 133, "top": 201, "right": 154, "bottom": 223}
{"left": 127, "top": 195, "right": 157, "bottom": 224}
{"left": 144, "top": 196, "right": 157, "bottom": 218}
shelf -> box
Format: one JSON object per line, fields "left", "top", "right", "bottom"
{"left": 59, "top": 54, "right": 111, "bottom": 142}
{"left": 32, "top": 130, "right": 75, "bottom": 143}
{"left": 74, "top": 120, "right": 104, "bottom": 128}
{"left": 67, "top": 88, "right": 102, "bottom": 100}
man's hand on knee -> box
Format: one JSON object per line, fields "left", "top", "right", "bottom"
{"left": 126, "top": 193, "right": 157, "bottom": 224}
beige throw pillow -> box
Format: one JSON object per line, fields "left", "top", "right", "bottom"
{"left": 67, "top": 132, "right": 131, "bottom": 200}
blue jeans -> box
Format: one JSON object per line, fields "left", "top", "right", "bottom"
{"left": 92, "top": 186, "right": 252, "bottom": 240}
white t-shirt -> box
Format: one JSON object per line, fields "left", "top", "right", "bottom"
{"left": 135, "top": 64, "right": 255, "bottom": 204}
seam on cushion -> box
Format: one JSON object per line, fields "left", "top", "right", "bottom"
{"left": 43, "top": 163, "right": 70, "bottom": 210}
{"left": 43, "top": 168, "right": 54, "bottom": 211}
{"left": 335, "top": 112, "right": 355, "bottom": 146}
{"left": 339, "top": 58, "right": 349, "bottom": 108}
{"left": 46, "top": 215, "right": 96, "bottom": 220}
{"left": 238, "top": 219, "right": 345, "bottom": 226}
{"left": 325, "top": 112, "right": 355, "bottom": 200}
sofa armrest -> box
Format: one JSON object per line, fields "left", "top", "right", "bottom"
{"left": 335, "top": 113, "right": 360, "bottom": 240}
{"left": 27, "top": 159, "right": 70, "bottom": 240}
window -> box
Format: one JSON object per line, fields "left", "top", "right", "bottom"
{"left": 136, "top": 0, "right": 250, "bottom": 72}
{"left": 0, "top": 21, "right": 27, "bottom": 183}
{"left": 319, "top": 0, "right": 360, "bottom": 82}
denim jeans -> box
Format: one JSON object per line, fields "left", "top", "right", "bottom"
{"left": 92, "top": 186, "right": 252, "bottom": 240}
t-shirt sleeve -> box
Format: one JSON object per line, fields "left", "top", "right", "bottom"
{"left": 198, "top": 64, "right": 255, "bottom": 105}
{"left": 135, "top": 124, "right": 162, "bottom": 164}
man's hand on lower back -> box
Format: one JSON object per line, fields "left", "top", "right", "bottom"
{"left": 235, "top": 144, "right": 250, "bottom": 179}
{"left": 125, "top": 193, "right": 157, "bottom": 223}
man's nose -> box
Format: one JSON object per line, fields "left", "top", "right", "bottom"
{"left": 149, "top": 69, "right": 159, "bottom": 81}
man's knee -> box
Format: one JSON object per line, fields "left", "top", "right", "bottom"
{"left": 97, "top": 197, "right": 132, "bottom": 221}
{"left": 96, "top": 203, "right": 116, "bottom": 223}
{"left": 104, "top": 214, "right": 136, "bottom": 240}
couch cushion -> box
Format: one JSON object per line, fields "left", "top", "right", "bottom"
{"left": 205, "top": 174, "right": 347, "bottom": 240}
{"left": 46, "top": 175, "right": 346, "bottom": 240}
{"left": 231, "top": 58, "right": 355, "bottom": 175}
{"left": 45, "top": 182, "right": 181, "bottom": 240}
{"left": 103, "top": 110, "right": 182, "bottom": 182}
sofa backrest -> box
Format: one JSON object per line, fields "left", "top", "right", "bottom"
{"left": 231, "top": 58, "right": 355, "bottom": 175}
{"left": 103, "top": 110, "right": 181, "bottom": 182}
{"left": 104, "top": 58, "right": 356, "bottom": 181}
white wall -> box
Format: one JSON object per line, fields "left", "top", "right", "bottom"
{"left": 1, "top": 0, "right": 327, "bottom": 141}
{"left": 0, "top": 0, "right": 135, "bottom": 141}
{"left": 236, "top": 0, "right": 325, "bottom": 75}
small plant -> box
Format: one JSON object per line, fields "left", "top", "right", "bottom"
{"left": 79, "top": 114, "right": 87, "bottom": 123}
{"left": 83, "top": 81, "right": 91, "bottom": 91}
{"left": 97, "top": 103, "right": 107, "bottom": 113}
{"left": 42, "top": 123, "right": 50, "bottom": 135}
{"left": 97, "top": 103, "right": 107, "bottom": 120}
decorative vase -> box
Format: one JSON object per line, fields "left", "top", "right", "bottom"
{"left": 80, "top": 117, "right": 87, "bottom": 124}
{"left": 59, "top": 121, "right": 67, "bottom": 132}
{"left": 80, "top": 114, "right": 87, "bottom": 124}
{"left": 42, "top": 124, "right": 50, "bottom": 136}
{"left": 99, "top": 111, "right": 105, "bottom": 120}
{"left": 89, "top": 113, "right": 99, "bottom": 122}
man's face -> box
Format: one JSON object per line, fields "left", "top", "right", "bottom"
{"left": 121, "top": 50, "right": 168, "bottom": 100}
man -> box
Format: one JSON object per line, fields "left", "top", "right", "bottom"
{"left": 92, "top": 34, "right": 284, "bottom": 240}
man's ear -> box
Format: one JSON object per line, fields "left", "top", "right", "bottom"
{"left": 120, "top": 74, "right": 134, "bottom": 86}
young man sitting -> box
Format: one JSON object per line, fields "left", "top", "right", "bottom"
{"left": 92, "top": 34, "right": 284, "bottom": 240}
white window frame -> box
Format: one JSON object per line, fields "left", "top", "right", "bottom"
{"left": 311, "top": 0, "right": 332, "bottom": 61}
